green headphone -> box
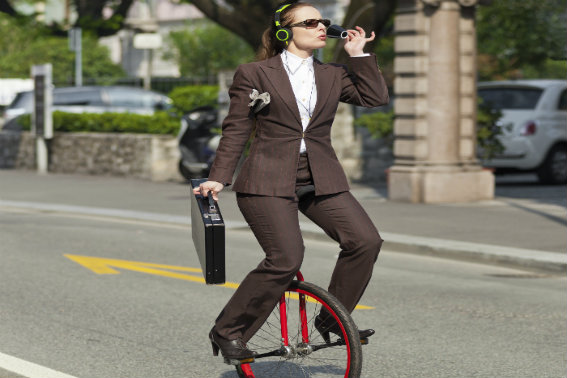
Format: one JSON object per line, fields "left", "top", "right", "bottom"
{"left": 274, "top": 4, "right": 292, "bottom": 43}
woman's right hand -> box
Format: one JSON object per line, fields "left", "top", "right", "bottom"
{"left": 193, "top": 180, "right": 224, "bottom": 201}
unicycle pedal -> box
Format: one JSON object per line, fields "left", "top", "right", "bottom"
{"left": 224, "top": 357, "right": 255, "bottom": 366}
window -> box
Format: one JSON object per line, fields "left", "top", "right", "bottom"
{"left": 54, "top": 89, "right": 104, "bottom": 106}
{"left": 105, "top": 88, "right": 154, "bottom": 108}
{"left": 478, "top": 87, "right": 543, "bottom": 110}
{"left": 8, "top": 91, "right": 33, "bottom": 111}
{"left": 557, "top": 89, "right": 567, "bottom": 111}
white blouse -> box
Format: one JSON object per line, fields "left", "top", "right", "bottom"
{"left": 281, "top": 50, "right": 316, "bottom": 154}
{"left": 281, "top": 50, "right": 370, "bottom": 154}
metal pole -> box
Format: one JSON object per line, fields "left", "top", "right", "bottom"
{"left": 36, "top": 137, "right": 48, "bottom": 174}
{"left": 75, "top": 28, "right": 82, "bottom": 86}
{"left": 144, "top": 49, "right": 152, "bottom": 90}
{"left": 32, "top": 64, "right": 52, "bottom": 175}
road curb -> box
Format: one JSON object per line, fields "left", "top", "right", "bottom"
{"left": 296, "top": 223, "right": 566, "bottom": 274}
{"left": 2, "top": 200, "right": 565, "bottom": 274}
{"left": 380, "top": 232, "right": 566, "bottom": 274}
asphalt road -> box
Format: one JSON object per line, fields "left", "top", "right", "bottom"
{"left": 0, "top": 206, "right": 565, "bottom": 378}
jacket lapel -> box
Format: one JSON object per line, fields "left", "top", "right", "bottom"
{"left": 259, "top": 55, "right": 302, "bottom": 127}
{"left": 308, "top": 59, "right": 334, "bottom": 129}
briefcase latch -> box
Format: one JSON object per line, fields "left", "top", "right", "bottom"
{"left": 206, "top": 192, "right": 220, "bottom": 221}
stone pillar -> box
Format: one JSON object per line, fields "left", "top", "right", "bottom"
{"left": 331, "top": 102, "right": 363, "bottom": 182}
{"left": 388, "top": 0, "right": 494, "bottom": 203}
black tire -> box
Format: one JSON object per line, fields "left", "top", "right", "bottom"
{"left": 537, "top": 144, "right": 567, "bottom": 185}
{"left": 235, "top": 280, "right": 363, "bottom": 378}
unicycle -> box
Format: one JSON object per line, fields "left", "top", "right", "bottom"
{"left": 233, "top": 271, "right": 364, "bottom": 378}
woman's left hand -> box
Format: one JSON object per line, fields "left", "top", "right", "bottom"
{"left": 343, "top": 26, "right": 375, "bottom": 57}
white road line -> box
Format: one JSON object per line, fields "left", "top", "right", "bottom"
{"left": 0, "top": 352, "right": 78, "bottom": 378}
{"left": 0, "top": 200, "right": 190, "bottom": 225}
{"left": 0, "top": 200, "right": 249, "bottom": 229}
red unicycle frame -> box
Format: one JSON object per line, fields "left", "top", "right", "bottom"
{"left": 235, "top": 271, "right": 362, "bottom": 378}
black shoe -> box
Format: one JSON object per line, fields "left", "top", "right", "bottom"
{"left": 315, "top": 315, "right": 375, "bottom": 344}
{"left": 209, "top": 328, "right": 257, "bottom": 360}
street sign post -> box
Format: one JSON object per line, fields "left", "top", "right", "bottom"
{"left": 31, "top": 64, "right": 53, "bottom": 175}
{"left": 133, "top": 33, "right": 162, "bottom": 90}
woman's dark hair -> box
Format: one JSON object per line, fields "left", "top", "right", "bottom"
{"left": 256, "top": 1, "right": 313, "bottom": 61}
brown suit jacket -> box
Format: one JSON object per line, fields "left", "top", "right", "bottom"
{"left": 208, "top": 53, "right": 389, "bottom": 197}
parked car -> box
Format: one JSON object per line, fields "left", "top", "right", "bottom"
{"left": 477, "top": 80, "right": 567, "bottom": 184}
{"left": 2, "top": 85, "right": 172, "bottom": 128}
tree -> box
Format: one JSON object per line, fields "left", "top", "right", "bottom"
{"left": 0, "top": 0, "right": 136, "bottom": 37}
{"left": 72, "top": 0, "right": 135, "bottom": 37}
{"left": 477, "top": 0, "right": 567, "bottom": 80}
{"left": 166, "top": 21, "right": 255, "bottom": 77}
{"left": 0, "top": 13, "right": 124, "bottom": 82}
{"left": 187, "top": 0, "right": 396, "bottom": 64}
{"left": 1, "top": 0, "right": 397, "bottom": 64}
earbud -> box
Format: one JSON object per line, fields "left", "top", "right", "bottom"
{"left": 326, "top": 25, "right": 348, "bottom": 39}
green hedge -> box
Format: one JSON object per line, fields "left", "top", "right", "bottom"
{"left": 19, "top": 110, "right": 180, "bottom": 135}
{"left": 14, "top": 84, "right": 220, "bottom": 135}
{"left": 168, "top": 85, "right": 219, "bottom": 116}
{"left": 477, "top": 98, "right": 505, "bottom": 160}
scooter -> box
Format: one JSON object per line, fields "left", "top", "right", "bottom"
{"left": 177, "top": 105, "right": 220, "bottom": 181}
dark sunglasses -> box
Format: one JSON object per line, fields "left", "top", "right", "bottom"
{"left": 288, "top": 18, "right": 331, "bottom": 29}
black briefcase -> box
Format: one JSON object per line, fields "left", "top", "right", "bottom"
{"left": 190, "top": 178, "right": 225, "bottom": 284}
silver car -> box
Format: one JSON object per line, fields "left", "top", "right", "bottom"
{"left": 3, "top": 86, "right": 172, "bottom": 126}
{"left": 478, "top": 80, "right": 567, "bottom": 184}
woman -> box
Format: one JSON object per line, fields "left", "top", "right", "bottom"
{"left": 193, "top": 1, "right": 389, "bottom": 360}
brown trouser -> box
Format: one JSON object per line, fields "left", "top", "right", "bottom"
{"left": 215, "top": 154, "right": 383, "bottom": 341}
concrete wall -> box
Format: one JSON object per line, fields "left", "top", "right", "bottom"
{"left": 0, "top": 132, "right": 35, "bottom": 170}
{"left": 0, "top": 128, "right": 391, "bottom": 183}
{"left": 0, "top": 131, "right": 182, "bottom": 181}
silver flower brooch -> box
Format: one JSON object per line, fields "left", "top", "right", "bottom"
{"left": 248, "top": 89, "right": 270, "bottom": 113}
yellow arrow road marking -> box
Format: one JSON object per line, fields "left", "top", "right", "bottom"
{"left": 64, "top": 254, "right": 238, "bottom": 288}
{"left": 64, "top": 254, "right": 373, "bottom": 309}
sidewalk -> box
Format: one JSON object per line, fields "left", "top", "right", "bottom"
{"left": 1, "top": 170, "right": 565, "bottom": 273}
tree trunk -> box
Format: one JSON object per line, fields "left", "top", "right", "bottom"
{"left": 73, "top": 0, "right": 136, "bottom": 37}
{"left": 0, "top": 0, "right": 18, "bottom": 16}
{"left": 190, "top": 0, "right": 396, "bottom": 62}
{"left": 74, "top": 0, "right": 106, "bottom": 21}
{"left": 190, "top": 0, "right": 279, "bottom": 50}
